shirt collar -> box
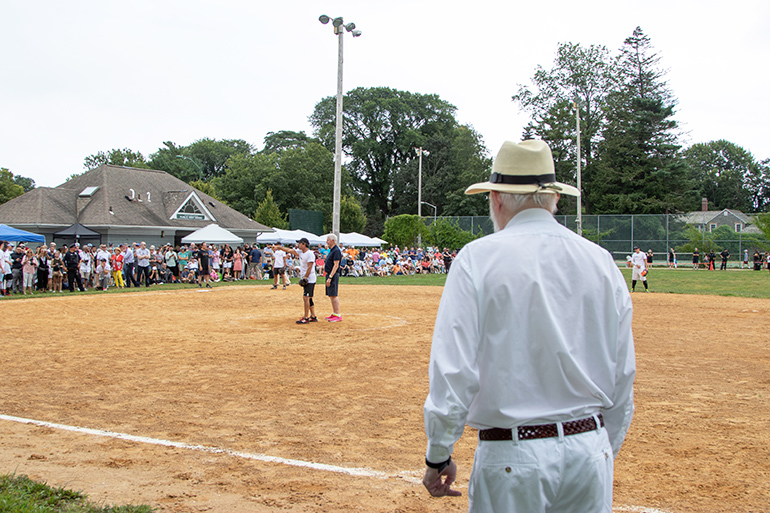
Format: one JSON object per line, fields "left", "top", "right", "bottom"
{"left": 504, "top": 207, "right": 556, "bottom": 229}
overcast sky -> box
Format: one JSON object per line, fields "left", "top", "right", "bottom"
{"left": 2, "top": 0, "right": 769, "bottom": 188}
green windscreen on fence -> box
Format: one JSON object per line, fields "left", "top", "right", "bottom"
{"left": 289, "top": 209, "right": 324, "bottom": 235}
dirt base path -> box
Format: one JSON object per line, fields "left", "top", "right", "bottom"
{"left": 1, "top": 285, "right": 768, "bottom": 512}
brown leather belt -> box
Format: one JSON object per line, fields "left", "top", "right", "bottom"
{"left": 479, "top": 414, "right": 604, "bottom": 441}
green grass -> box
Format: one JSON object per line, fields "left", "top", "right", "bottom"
{"left": 0, "top": 473, "right": 154, "bottom": 512}
{"left": 339, "top": 273, "right": 448, "bottom": 286}
{"left": 620, "top": 266, "right": 770, "bottom": 298}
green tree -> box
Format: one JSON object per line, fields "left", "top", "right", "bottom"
{"left": 84, "top": 148, "right": 149, "bottom": 170}
{"left": 214, "top": 153, "right": 277, "bottom": 217}
{"left": 260, "top": 142, "right": 337, "bottom": 216}
{"left": 683, "top": 140, "right": 770, "bottom": 212}
{"left": 147, "top": 141, "right": 201, "bottom": 183}
{"left": 262, "top": 131, "right": 317, "bottom": 153}
{"left": 391, "top": 126, "right": 492, "bottom": 218}
{"left": 254, "top": 190, "right": 288, "bottom": 229}
{"left": 590, "top": 27, "right": 696, "bottom": 214}
{"left": 382, "top": 214, "right": 429, "bottom": 248}
{"left": 339, "top": 195, "right": 366, "bottom": 233}
{"left": 189, "top": 179, "right": 222, "bottom": 202}
{"left": 426, "top": 217, "right": 480, "bottom": 250}
{"left": 512, "top": 42, "right": 616, "bottom": 211}
{"left": 215, "top": 142, "right": 337, "bottom": 221}
{"left": 310, "top": 87, "right": 459, "bottom": 218}
{"left": 678, "top": 224, "right": 768, "bottom": 255}
{"left": 13, "top": 175, "right": 35, "bottom": 192}
{"left": 753, "top": 213, "right": 770, "bottom": 240}
{"left": 148, "top": 138, "right": 254, "bottom": 182}
{"left": 0, "top": 168, "right": 25, "bottom": 204}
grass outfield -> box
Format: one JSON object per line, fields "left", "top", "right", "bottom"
{"left": 342, "top": 266, "right": 770, "bottom": 298}
{"left": 619, "top": 266, "right": 770, "bottom": 298}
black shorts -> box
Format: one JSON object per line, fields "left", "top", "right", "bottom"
{"left": 303, "top": 282, "right": 316, "bottom": 297}
{"left": 274, "top": 267, "right": 285, "bottom": 275}
{"left": 325, "top": 274, "right": 339, "bottom": 296}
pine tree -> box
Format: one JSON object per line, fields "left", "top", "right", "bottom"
{"left": 254, "top": 190, "right": 288, "bottom": 229}
{"left": 589, "top": 27, "right": 697, "bottom": 214}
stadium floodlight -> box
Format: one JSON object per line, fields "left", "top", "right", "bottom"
{"left": 319, "top": 15, "right": 362, "bottom": 242}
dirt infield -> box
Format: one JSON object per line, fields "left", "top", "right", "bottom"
{"left": 1, "top": 285, "right": 768, "bottom": 512}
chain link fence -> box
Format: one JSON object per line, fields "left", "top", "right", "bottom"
{"left": 431, "top": 214, "right": 770, "bottom": 266}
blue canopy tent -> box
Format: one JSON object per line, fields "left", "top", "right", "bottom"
{"left": 0, "top": 224, "right": 45, "bottom": 243}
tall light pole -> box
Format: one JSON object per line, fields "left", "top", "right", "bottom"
{"left": 319, "top": 15, "right": 361, "bottom": 241}
{"left": 415, "top": 147, "right": 430, "bottom": 217}
{"left": 574, "top": 101, "right": 582, "bottom": 236}
{"left": 415, "top": 147, "right": 430, "bottom": 248}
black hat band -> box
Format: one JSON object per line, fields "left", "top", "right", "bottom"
{"left": 490, "top": 172, "right": 556, "bottom": 185}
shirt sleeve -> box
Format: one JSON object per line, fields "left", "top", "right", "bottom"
{"left": 604, "top": 265, "right": 636, "bottom": 458}
{"left": 424, "top": 250, "right": 480, "bottom": 463}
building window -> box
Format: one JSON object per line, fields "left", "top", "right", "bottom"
{"left": 735, "top": 223, "right": 742, "bottom": 232}
{"left": 710, "top": 224, "right": 717, "bottom": 232}
{"left": 175, "top": 197, "right": 208, "bottom": 220}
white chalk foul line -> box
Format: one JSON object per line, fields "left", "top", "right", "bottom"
{"left": 0, "top": 414, "right": 676, "bottom": 512}
{"left": 0, "top": 414, "right": 419, "bottom": 484}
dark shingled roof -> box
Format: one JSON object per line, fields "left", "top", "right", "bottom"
{"left": 0, "top": 164, "right": 271, "bottom": 233}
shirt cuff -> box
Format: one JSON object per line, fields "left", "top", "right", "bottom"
{"left": 425, "top": 445, "right": 452, "bottom": 465}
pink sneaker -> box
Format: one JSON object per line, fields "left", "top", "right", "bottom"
{"left": 324, "top": 314, "right": 336, "bottom": 320}
{"left": 328, "top": 315, "right": 342, "bottom": 322}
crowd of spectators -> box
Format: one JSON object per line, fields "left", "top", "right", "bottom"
{"left": 1, "top": 239, "right": 458, "bottom": 297}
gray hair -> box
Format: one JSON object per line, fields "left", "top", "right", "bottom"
{"left": 326, "top": 234, "right": 337, "bottom": 243}
{"left": 490, "top": 192, "right": 559, "bottom": 231}
{"left": 496, "top": 192, "right": 558, "bottom": 215}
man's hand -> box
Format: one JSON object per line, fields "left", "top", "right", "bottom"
{"left": 423, "top": 460, "right": 461, "bottom": 497}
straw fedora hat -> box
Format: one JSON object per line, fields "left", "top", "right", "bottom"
{"left": 465, "top": 140, "right": 580, "bottom": 197}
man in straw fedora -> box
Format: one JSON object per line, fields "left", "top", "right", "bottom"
{"left": 422, "top": 140, "right": 635, "bottom": 512}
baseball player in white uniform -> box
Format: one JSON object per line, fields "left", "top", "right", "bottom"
{"left": 630, "top": 246, "right": 648, "bottom": 292}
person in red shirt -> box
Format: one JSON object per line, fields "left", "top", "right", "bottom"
{"left": 111, "top": 247, "right": 125, "bottom": 288}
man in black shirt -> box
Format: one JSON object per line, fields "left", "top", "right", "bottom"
{"left": 63, "top": 245, "right": 85, "bottom": 292}
{"left": 324, "top": 234, "right": 342, "bottom": 322}
{"left": 10, "top": 245, "right": 24, "bottom": 294}
{"left": 720, "top": 248, "right": 730, "bottom": 270}
{"left": 197, "top": 242, "right": 212, "bottom": 288}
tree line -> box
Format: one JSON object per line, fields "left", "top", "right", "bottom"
{"left": 2, "top": 26, "right": 768, "bottom": 238}
{"left": 513, "top": 26, "right": 770, "bottom": 216}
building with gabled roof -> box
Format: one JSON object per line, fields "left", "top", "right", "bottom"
{"left": 679, "top": 208, "right": 760, "bottom": 234}
{"left": 0, "top": 164, "right": 272, "bottom": 246}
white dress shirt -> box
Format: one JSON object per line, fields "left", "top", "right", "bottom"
{"left": 424, "top": 208, "right": 635, "bottom": 463}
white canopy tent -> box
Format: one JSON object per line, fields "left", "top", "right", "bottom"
{"left": 322, "top": 232, "right": 382, "bottom": 247}
{"left": 256, "top": 228, "right": 324, "bottom": 246}
{"left": 181, "top": 224, "right": 244, "bottom": 245}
